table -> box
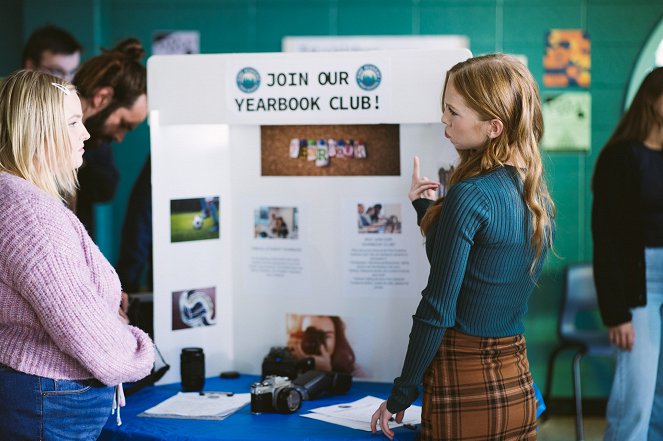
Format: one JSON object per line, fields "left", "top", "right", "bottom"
{"left": 99, "top": 374, "right": 420, "bottom": 441}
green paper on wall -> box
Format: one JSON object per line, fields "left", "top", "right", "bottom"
{"left": 541, "top": 92, "right": 591, "bottom": 152}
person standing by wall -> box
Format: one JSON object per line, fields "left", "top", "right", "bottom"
{"left": 0, "top": 70, "right": 154, "bottom": 439}
{"left": 370, "top": 54, "right": 555, "bottom": 440}
{"left": 592, "top": 66, "right": 663, "bottom": 441}
{"left": 116, "top": 157, "right": 153, "bottom": 294}
{"left": 22, "top": 25, "right": 82, "bottom": 82}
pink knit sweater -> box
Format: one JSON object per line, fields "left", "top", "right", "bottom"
{"left": 0, "top": 172, "right": 154, "bottom": 386}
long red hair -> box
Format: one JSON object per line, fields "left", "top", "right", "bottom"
{"left": 421, "top": 54, "right": 554, "bottom": 265}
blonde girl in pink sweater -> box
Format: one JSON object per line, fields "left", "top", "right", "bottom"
{"left": 0, "top": 70, "right": 154, "bottom": 439}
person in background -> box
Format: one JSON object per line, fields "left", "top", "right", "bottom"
{"left": 0, "top": 70, "right": 154, "bottom": 439}
{"left": 22, "top": 25, "right": 82, "bottom": 82}
{"left": 116, "top": 157, "right": 152, "bottom": 294}
{"left": 72, "top": 38, "right": 148, "bottom": 236}
{"left": 592, "top": 66, "right": 663, "bottom": 441}
{"left": 371, "top": 54, "right": 555, "bottom": 440}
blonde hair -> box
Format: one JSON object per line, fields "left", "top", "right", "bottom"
{"left": 0, "top": 70, "right": 78, "bottom": 200}
{"left": 421, "top": 54, "right": 555, "bottom": 264}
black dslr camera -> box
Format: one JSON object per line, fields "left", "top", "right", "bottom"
{"left": 261, "top": 346, "right": 314, "bottom": 380}
{"left": 250, "top": 375, "right": 303, "bottom": 414}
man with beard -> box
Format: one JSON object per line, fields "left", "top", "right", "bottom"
{"left": 72, "top": 38, "right": 148, "bottom": 236}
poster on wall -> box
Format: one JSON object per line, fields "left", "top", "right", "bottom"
{"left": 226, "top": 56, "right": 392, "bottom": 126}
{"left": 261, "top": 124, "right": 399, "bottom": 176}
{"left": 437, "top": 164, "right": 456, "bottom": 197}
{"left": 357, "top": 202, "right": 401, "bottom": 234}
{"left": 170, "top": 196, "right": 220, "bottom": 242}
{"left": 172, "top": 287, "right": 217, "bottom": 330}
{"left": 541, "top": 92, "right": 591, "bottom": 151}
{"left": 254, "top": 206, "right": 298, "bottom": 239}
{"left": 149, "top": 49, "right": 473, "bottom": 383}
{"left": 152, "top": 31, "right": 200, "bottom": 55}
{"left": 244, "top": 198, "right": 310, "bottom": 296}
{"left": 543, "top": 29, "right": 591, "bottom": 88}
{"left": 341, "top": 197, "right": 417, "bottom": 298}
{"left": 285, "top": 313, "right": 369, "bottom": 377}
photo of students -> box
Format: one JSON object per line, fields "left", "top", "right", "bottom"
{"left": 254, "top": 206, "right": 298, "bottom": 239}
{"left": 357, "top": 203, "right": 401, "bottom": 234}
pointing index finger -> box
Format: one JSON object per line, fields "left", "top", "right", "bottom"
{"left": 412, "top": 156, "right": 421, "bottom": 180}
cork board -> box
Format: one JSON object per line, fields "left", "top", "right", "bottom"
{"left": 261, "top": 124, "right": 400, "bottom": 176}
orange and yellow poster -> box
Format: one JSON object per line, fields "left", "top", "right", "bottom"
{"left": 543, "top": 29, "right": 590, "bottom": 88}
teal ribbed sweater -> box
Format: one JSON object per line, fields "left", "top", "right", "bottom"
{"left": 387, "top": 166, "right": 550, "bottom": 413}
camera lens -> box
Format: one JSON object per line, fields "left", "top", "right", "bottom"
{"left": 181, "top": 347, "right": 205, "bottom": 392}
{"left": 275, "top": 387, "right": 302, "bottom": 413}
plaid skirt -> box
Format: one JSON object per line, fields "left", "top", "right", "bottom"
{"left": 421, "top": 329, "right": 537, "bottom": 441}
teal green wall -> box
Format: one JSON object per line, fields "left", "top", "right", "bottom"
{"left": 0, "top": 1, "right": 22, "bottom": 73}
{"left": 5, "top": 0, "right": 663, "bottom": 399}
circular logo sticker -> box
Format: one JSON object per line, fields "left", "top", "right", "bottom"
{"left": 356, "top": 64, "right": 382, "bottom": 91}
{"left": 236, "top": 67, "right": 260, "bottom": 93}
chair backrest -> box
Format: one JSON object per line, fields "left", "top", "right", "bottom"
{"left": 559, "top": 263, "right": 599, "bottom": 338}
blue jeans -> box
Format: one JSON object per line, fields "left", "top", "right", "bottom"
{"left": 605, "top": 247, "right": 663, "bottom": 441}
{"left": 0, "top": 363, "right": 114, "bottom": 440}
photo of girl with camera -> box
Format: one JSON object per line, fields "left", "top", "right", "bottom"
{"left": 286, "top": 314, "right": 359, "bottom": 376}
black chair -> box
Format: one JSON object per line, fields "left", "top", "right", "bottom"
{"left": 544, "top": 263, "right": 615, "bottom": 441}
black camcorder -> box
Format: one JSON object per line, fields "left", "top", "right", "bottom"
{"left": 261, "top": 346, "right": 314, "bottom": 380}
{"left": 292, "top": 370, "right": 352, "bottom": 400}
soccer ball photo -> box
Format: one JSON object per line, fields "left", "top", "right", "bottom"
{"left": 170, "top": 197, "right": 220, "bottom": 243}
{"left": 192, "top": 214, "right": 204, "bottom": 230}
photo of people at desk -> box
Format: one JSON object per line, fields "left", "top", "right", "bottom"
{"left": 254, "top": 206, "right": 299, "bottom": 239}
{"left": 357, "top": 203, "right": 401, "bottom": 234}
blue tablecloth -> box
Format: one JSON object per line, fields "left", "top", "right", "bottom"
{"left": 99, "top": 374, "right": 421, "bottom": 441}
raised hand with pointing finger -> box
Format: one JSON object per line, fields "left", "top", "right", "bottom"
{"left": 408, "top": 156, "right": 439, "bottom": 202}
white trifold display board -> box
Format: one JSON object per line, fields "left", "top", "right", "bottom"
{"left": 148, "top": 49, "right": 471, "bottom": 385}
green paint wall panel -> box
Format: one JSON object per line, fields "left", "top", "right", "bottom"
{"left": 256, "top": 0, "right": 333, "bottom": 51}
{"left": 419, "top": 2, "right": 497, "bottom": 45}
{"left": 0, "top": 0, "right": 22, "bottom": 74}
{"left": 337, "top": 0, "right": 414, "bottom": 35}
{"left": 588, "top": 3, "right": 663, "bottom": 44}
{"left": 22, "top": 0, "right": 99, "bottom": 61}
{"left": 503, "top": 3, "right": 584, "bottom": 45}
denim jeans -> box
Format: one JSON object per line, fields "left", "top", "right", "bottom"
{"left": 605, "top": 247, "right": 663, "bottom": 441}
{"left": 0, "top": 363, "right": 114, "bottom": 440}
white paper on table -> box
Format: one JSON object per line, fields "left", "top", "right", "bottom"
{"left": 141, "top": 392, "right": 250, "bottom": 419}
{"left": 302, "top": 396, "right": 421, "bottom": 431}
{"left": 302, "top": 412, "right": 380, "bottom": 431}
